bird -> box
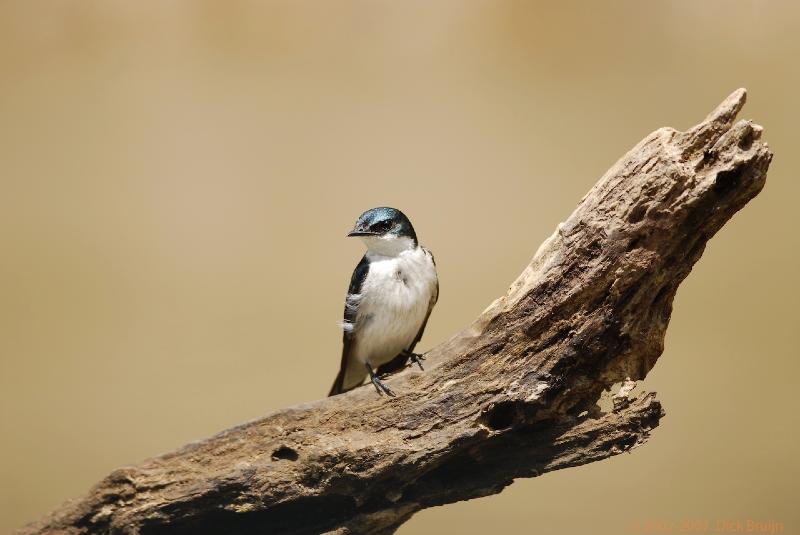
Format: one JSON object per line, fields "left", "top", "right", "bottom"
{"left": 329, "top": 207, "right": 439, "bottom": 397}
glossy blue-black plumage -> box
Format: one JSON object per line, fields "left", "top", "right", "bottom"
{"left": 348, "top": 207, "right": 417, "bottom": 245}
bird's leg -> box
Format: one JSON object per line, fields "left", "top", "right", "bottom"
{"left": 401, "top": 349, "right": 426, "bottom": 371}
{"left": 366, "top": 363, "right": 396, "bottom": 397}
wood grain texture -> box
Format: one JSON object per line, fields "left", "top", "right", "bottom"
{"left": 19, "top": 89, "right": 771, "bottom": 535}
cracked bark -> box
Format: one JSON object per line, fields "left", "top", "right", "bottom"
{"left": 18, "top": 89, "right": 772, "bottom": 535}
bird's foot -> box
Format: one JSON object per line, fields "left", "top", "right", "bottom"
{"left": 402, "top": 350, "right": 426, "bottom": 371}
{"left": 370, "top": 374, "right": 396, "bottom": 397}
{"left": 366, "top": 363, "right": 396, "bottom": 397}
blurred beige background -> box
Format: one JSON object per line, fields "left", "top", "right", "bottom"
{"left": 1, "top": 1, "right": 798, "bottom": 533}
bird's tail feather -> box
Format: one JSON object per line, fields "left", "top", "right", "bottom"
{"left": 328, "top": 370, "right": 345, "bottom": 397}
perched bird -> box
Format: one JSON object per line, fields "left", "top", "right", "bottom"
{"left": 329, "top": 207, "right": 439, "bottom": 397}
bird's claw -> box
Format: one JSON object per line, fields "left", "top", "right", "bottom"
{"left": 371, "top": 375, "right": 396, "bottom": 397}
{"left": 403, "top": 350, "right": 426, "bottom": 371}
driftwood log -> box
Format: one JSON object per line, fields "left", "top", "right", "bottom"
{"left": 19, "top": 89, "right": 771, "bottom": 535}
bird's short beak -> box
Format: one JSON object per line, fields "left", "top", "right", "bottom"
{"left": 346, "top": 229, "right": 377, "bottom": 237}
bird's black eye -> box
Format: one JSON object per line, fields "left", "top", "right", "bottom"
{"left": 373, "top": 220, "right": 393, "bottom": 232}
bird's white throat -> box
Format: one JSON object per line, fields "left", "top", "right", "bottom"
{"left": 360, "top": 235, "right": 416, "bottom": 257}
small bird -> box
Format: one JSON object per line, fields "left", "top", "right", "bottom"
{"left": 329, "top": 207, "right": 439, "bottom": 397}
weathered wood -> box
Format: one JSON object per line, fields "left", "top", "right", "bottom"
{"left": 19, "top": 89, "right": 771, "bottom": 535}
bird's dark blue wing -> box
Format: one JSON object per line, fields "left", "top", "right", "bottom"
{"left": 328, "top": 254, "right": 370, "bottom": 396}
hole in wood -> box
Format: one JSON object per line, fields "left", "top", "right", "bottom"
{"left": 480, "top": 401, "right": 517, "bottom": 431}
{"left": 714, "top": 167, "right": 743, "bottom": 194}
{"left": 272, "top": 446, "right": 299, "bottom": 461}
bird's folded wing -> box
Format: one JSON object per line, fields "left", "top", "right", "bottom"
{"left": 328, "top": 254, "right": 370, "bottom": 396}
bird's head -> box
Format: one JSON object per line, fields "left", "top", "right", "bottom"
{"left": 347, "top": 207, "right": 418, "bottom": 255}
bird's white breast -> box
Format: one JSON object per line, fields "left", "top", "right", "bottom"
{"left": 350, "top": 246, "right": 437, "bottom": 368}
